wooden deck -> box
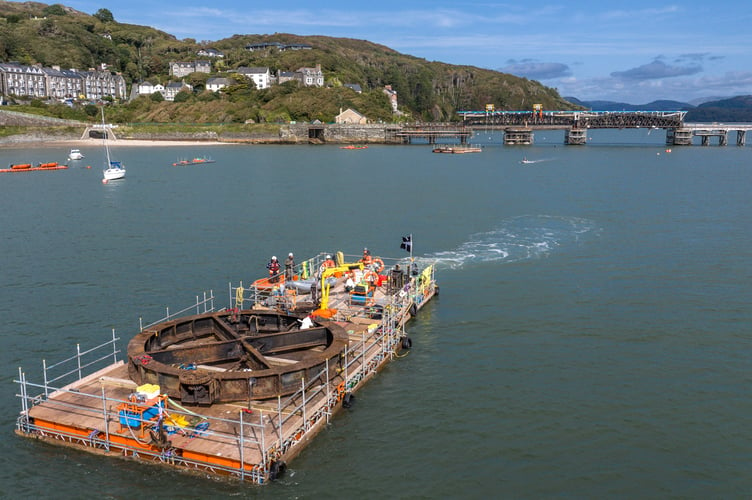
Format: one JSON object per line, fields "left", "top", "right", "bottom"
{"left": 17, "top": 255, "right": 438, "bottom": 484}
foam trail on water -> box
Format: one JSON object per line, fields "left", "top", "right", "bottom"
{"left": 423, "top": 215, "right": 599, "bottom": 270}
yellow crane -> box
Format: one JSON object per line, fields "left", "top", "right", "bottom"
{"left": 318, "top": 262, "right": 364, "bottom": 311}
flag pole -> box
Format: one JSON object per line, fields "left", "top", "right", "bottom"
{"left": 409, "top": 233, "right": 415, "bottom": 275}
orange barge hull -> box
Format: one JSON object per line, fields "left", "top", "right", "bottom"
{"left": 1, "top": 165, "right": 68, "bottom": 173}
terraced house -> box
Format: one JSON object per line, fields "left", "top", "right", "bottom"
{"left": 0, "top": 62, "right": 127, "bottom": 101}
{"left": 169, "top": 60, "right": 211, "bottom": 78}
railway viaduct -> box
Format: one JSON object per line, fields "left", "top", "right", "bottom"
{"left": 397, "top": 111, "right": 752, "bottom": 146}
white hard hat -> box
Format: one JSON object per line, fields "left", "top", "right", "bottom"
{"left": 326, "top": 254, "right": 332, "bottom": 259}
{"left": 289, "top": 252, "right": 293, "bottom": 257}
{"left": 272, "top": 255, "right": 277, "bottom": 260}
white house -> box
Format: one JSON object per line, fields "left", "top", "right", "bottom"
{"left": 384, "top": 85, "right": 399, "bottom": 113}
{"left": 137, "top": 81, "right": 165, "bottom": 96}
{"left": 197, "top": 48, "right": 224, "bottom": 58}
{"left": 206, "top": 77, "right": 231, "bottom": 92}
{"left": 164, "top": 81, "right": 193, "bottom": 101}
{"left": 236, "top": 67, "right": 271, "bottom": 89}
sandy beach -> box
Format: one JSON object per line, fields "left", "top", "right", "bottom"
{"left": 0, "top": 137, "right": 246, "bottom": 148}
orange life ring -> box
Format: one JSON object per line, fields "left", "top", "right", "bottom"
{"left": 364, "top": 271, "right": 378, "bottom": 285}
{"left": 371, "top": 258, "right": 384, "bottom": 273}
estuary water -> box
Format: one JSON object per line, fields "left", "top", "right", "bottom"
{"left": 0, "top": 129, "right": 750, "bottom": 498}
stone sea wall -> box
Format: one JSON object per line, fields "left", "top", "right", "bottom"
{"left": 0, "top": 110, "right": 408, "bottom": 144}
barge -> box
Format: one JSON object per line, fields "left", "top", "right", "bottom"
{"left": 14, "top": 249, "right": 438, "bottom": 484}
{"left": 432, "top": 145, "right": 482, "bottom": 154}
{"left": 1, "top": 162, "right": 68, "bottom": 173}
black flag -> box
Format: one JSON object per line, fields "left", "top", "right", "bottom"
{"left": 400, "top": 235, "right": 412, "bottom": 252}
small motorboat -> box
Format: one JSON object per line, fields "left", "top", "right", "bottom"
{"left": 432, "top": 145, "right": 482, "bottom": 154}
{"left": 68, "top": 149, "right": 84, "bottom": 160}
{"left": 520, "top": 157, "right": 542, "bottom": 164}
{"left": 172, "top": 156, "right": 216, "bottom": 166}
{"left": 340, "top": 145, "right": 368, "bottom": 150}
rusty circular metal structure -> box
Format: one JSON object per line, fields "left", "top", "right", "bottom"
{"left": 127, "top": 310, "right": 347, "bottom": 404}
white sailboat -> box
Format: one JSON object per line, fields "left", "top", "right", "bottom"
{"left": 101, "top": 107, "right": 125, "bottom": 182}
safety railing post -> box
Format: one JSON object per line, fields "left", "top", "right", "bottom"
{"left": 42, "top": 359, "right": 48, "bottom": 398}
{"left": 301, "top": 378, "right": 307, "bottom": 427}
{"left": 361, "top": 330, "right": 366, "bottom": 379}
{"left": 101, "top": 385, "right": 110, "bottom": 451}
{"left": 277, "top": 395, "right": 282, "bottom": 446}
{"left": 76, "top": 344, "right": 82, "bottom": 380}
{"left": 344, "top": 345, "right": 349, "bottom": 389}
{"left": 18, "top": 367, "right": 27, "bottom": 416}
{"left": 325, "top": 358, "right": 331, "bottom": 424}
{"left": 259, "top": 410, "right": 266, "bottom": 480}
{"left": 111, "top": 328, "right": 118, "bottom": 363}
{"left": 239, "top": 409, "right": 245, "bottom": 481}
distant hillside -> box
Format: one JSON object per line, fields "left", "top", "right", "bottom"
{"left": 567, "top": 95, "right": 752, "bottom": 122}
{"left": 0, "top": 2, "right": 576, "bottom": 122}
{"left": 564, "top": 97, "right": 693, "bottom": 111}
{"left": 687, "top": 96, "right": 730, "bottom": 106}
{"left": 684, "top": 96, "right": 752, "bottom": 122}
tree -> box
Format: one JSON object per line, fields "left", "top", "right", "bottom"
{"left": 43, "top": 4, "right": 67, "bottom": 16}
{"left": 94, "top": 8, "right": 115, "bottom": 23}
{"left": 150, "top": 92, "right": 164, "bottom": 102}
{"left": 173, "top": 90, "right": 192, "bottom": 103}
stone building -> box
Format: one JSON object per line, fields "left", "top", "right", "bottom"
{"left": 169, "top": 61, "right": 211, "bottom": 78}
{"left": 335, "top": 108, "right": 368, "bottom": 124}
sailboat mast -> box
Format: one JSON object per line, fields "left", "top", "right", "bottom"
{"left": 101, "top": 106, "right": 112, "bottom": 165}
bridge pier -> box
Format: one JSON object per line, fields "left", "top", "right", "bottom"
{"left": 565, "top": 128, "right": 587, "bottom": 145}
{"left": 697, "top": 129, "right": 728, "bottom": 146}
{"left": 666, "top": 128, "right": 693, "bottom": 146}
{"left": 504, "top": 128, "right": 533, "bottom": 145}
{"left": 738, "top": 130, "right": 746, "bottom": 146}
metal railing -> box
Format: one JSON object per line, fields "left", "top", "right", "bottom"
{"left": 15, "top": 372, "right": 270, "bottom": 483}
{"left": 15, "top": 262, "right": 437, "bottom": 484}
{"left": 139, "top": 290, "right": 215, "bottom": 331}
{"left": 38, "top": 329, "right": 121, "bottom": 399}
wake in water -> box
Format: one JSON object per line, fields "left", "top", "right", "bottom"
{"left": 423, "top": 215, "right": 599, "bottom": 270}
{"left": 519, "top": 157, "right": 555, "bottom": 165}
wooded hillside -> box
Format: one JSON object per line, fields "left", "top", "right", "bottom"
{"left": 0, "top": 2, "right": 577, "bottom": 123}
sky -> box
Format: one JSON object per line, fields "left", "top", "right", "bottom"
{"left": 63, "top": 1, "right": 752, "bottom": 104}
